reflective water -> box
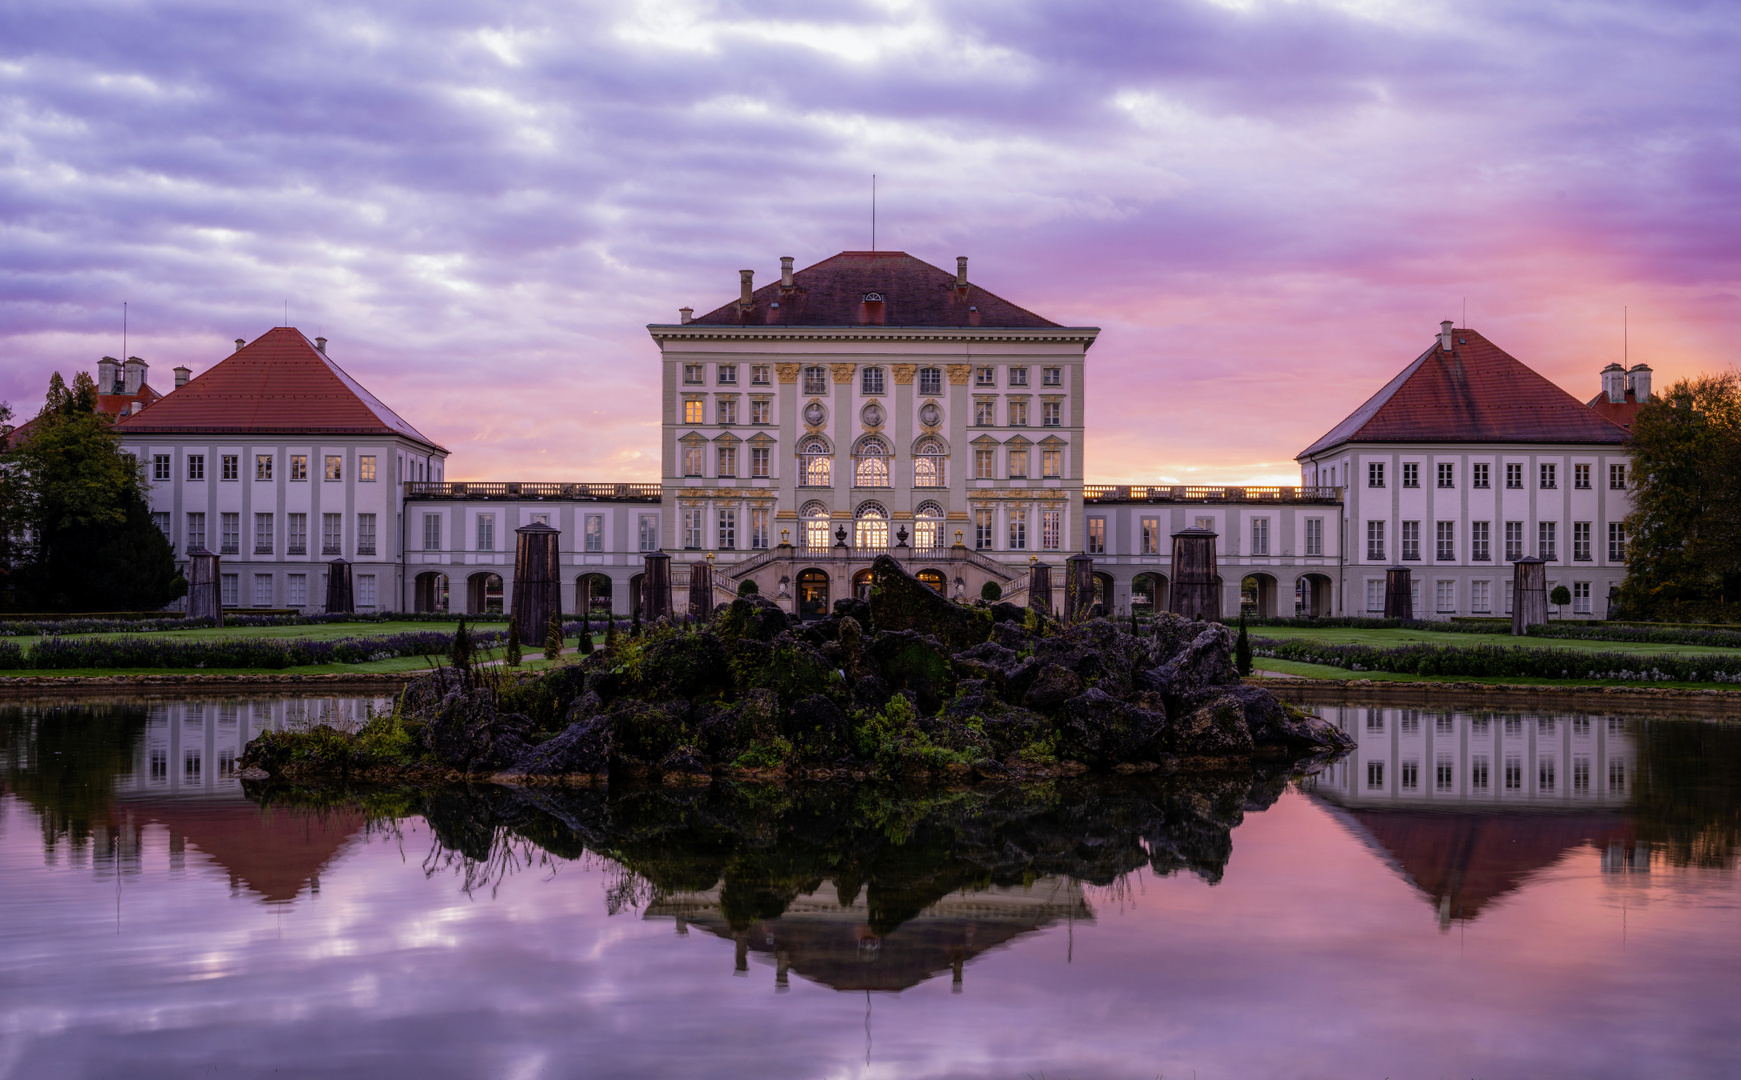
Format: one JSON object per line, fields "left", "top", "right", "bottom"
{"left": 2, "top": 697, "right": 1738, "bottom": 1079}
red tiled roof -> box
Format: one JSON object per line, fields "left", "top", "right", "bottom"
{"left": 1587, "top": 390, "right": 1643, "bottom": 433}
{"left": 1299, "top": 328, "right": 1628, "bottom": 457}
{"left": 116, "top": 328, "right": 444, "bottom": 451}
{"left": 683, "top": 251, "right": 1066, "bottom": 329}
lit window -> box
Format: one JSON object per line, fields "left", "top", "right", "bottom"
{"left": 914, "top": 438, "right": 946, "bottom": 487}
{"left": 255, "top": 454, "right": 272, "bottom": 480}
{"left": 324, "top": 455, "right": 342, "bottom": 481}
{"left": 854, "top": 438, "right": 890, "bottom": 487}
{"left": 1087, "top": 517, "right": 1106, "bottom": 554}
{"left": 684, "top": 399, "right": 705, "bottom": 424}
{"left": 800, "top": 439, "right": 831, "bottom": 486}
{"left": 360, "top": 456, "right": 376, "bottom": 482}
{"left": 291, "top": 455, "right": 308, "bottom": 481}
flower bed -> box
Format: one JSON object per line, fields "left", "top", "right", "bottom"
{"left": 1252, "top": 637, "right": 1741, "bottom": 683}
{"left": 0, "top": 611, "right": 632, "bottom": 638}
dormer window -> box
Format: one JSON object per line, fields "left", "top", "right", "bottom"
{"left": 862, "top": 292, "right": 884, "bottom": 303}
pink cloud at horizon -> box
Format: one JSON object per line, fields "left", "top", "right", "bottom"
{"left": 1, "top": 0, "right": 1735, "bottom": 483}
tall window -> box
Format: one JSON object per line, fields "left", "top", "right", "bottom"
{"left": 1042, "top": 401, "right": 1061, "bottom": 427}
{"left": 750, "top": 507, "right": 769, "bottom": 549}
{"left": 1305, "top": 518, "right": 1323, "bottom": 556}
{"left": 974, "top": 399, "right": 995, "bottom": 426}
{"left": 1008, "top": 399, "right": 1028, "bottom": 426}
{"left": 1007, "top": 447, "right": 1029, "bottom": 478}
{"left": 854, "top": 437, "right": 890, "bottom": 487}
{"left": 291, "top": 455, "right": 308, "bottom": 481}
{"left": 716, "top": 398, "right": 737, "bottom": 425}
{"left": 800, "top": 439, "right": 831, "bottom": 486}
{"left": 153, "top": 454, "right": 171, "bottom": 481}
{"left": 356, "top": 574, "right": 376, "bottom": 610}
{"left": 1574, "top": 463, "right": 1590, "bottom": 489}
{"left": 919, "top": 367, "right": 943, "bottom": 396}
{"left": 1436, "top": 580, "right": 1456, "bottom": 613}
{"left": 1368, "top": 462, "right": 1385, "bottom": 488}
{"left": 914, "top": 503, "right": 944, "bottom": 549}
{"left": 1471, "top": 521, "right": 1490, "bottom": 560}
{"left": 1366, "top": 579, "right": 1384, "bottom": 612}
{"left": 684, "top": 399, "right": 705, "bottom": 424}
{"left": 861, "top": 367, "right": 885, "bottom": 395}
{"left": 1251, "top": 518, "right": 1270, "bottom": 556}
{"left": 1008, "top": 505, "right": 1028, "bottom": 550}
{"left": 357, "top": 514, "right": 377, "bottom": 556}
{"left": 1042, "top": 448, "right": 1061, "bottom": 478}
{"left": 221, "top": 455, "right": 239, "bottom": 481}
{"left": 717, "top": 364, "right": 737, "bottom": 385}
{"left": 1401, "top": 520, "right": 1420, "bottom": 561}
{"left": 255, "top": 454, "right": 272, "bottom": 480}
{"left": 639, "top": 514, "right": 658, "bottom": 552}
{"left": 220, "top": 513, "right": 239, "bottom": 554}
{"left": 220, "top": 574, "right": 238, "bottom": 608}
{"left": 151, "top": 511, "right": 170, "bottom": 539}
{"left": 751, "top": 446, "right": 770, "bottom": 478}
{"left": 1008, "top": 366, "right": 1029, "bottom": 387}
{"left": 325, "top": 455, "right": 342, "bottom": 481}
{"left": 1436, "top": 520, "right": 1455, "bottom": 561}
{"left": 324, "top": 513, "right": 344, "bottom": 555}
{"left": 1437, "top": 462, "right": 1455, "bottom": 488}
{"left": 188, "top": 454, "right": 205, "bottom": 481}
{"left": 474, "top": 514, "right": 493, "bottom": 553}
{"left": 1539, "top": 463, "right": 1557, "bottom": 489}
{"left": 854, "top": 504, "right": 888, "bottom": 549}
{"left": 1042, "top": 509, "right": 1062, "bottom": 551}
{"left": 585, "top": 514, "right": 603, "bottom": 552}
{"left": 422, "top": 514, "right": 440, "bottom": 552}
{"left": 288, "top": 574, "right": 307, "bottom": 607}
{"left": 1471, "top": 580, "right": 1491, "bottom": 613}
{"left": 288, "top": 513, "right": 308, "bottom": 555}
{"left": 1087, "top": 517, "right": 1106, "bottom": 554}
{"left": 803, "top": 366, "right": 828, "bottom": 394}
{"left": 254, "top": 513, "right": 274, "bottom": 554}
{"left": 975, "top": 508, "right": 995, "bottom": 550}
{"left": 1608, "top": 522, "right": 1627, "bottom": 561}
{"left": 1402, "top": 462, "right": 1419, "bottom": 488}
{"left": 974, "top": 447, "right": 996, "bottom": 479}
{"left": 360, "top": 456, "right": 376, "bottom": 482}
{"left": 718, "top": 508, "right": 737, "bottom": 550}
{"left": 1573, "top": 521, "right": 1591, "bottom": 561}
{"left": 1141, "top": 517, "right": 1160, "bottom": 556}
{"left": 1505, "top": 521, "right": 1524, "bottom": 561}
{"left": 1366, "top": 520, "right": 1385, "bottom": 561}
{"left": 1609, "top": 463, "right": 1627, "bottom": 489}
{"left": 802, "top": 503, "right": 830, "bottom": 550}
{"left": 683, "top": 443, "right": 704, "bottom": 477}
{"left": 1472, "top": 462, "right": 1490, "bottom": 488}
{"left": 913, "top": 438, "right": 945, "bottom": 487}
{"left": 1539, "top": 521, "right": 1558, "bottom": 560}
{"left": 683, "top": 508, "right": 703, "bottom": 549}
{"left": 1506, "top": 463, "right": 1523, "bottom": 489}
{"left": 717, "top": 445, "right": 737, "bottom": 477}
{"left": 751, "top": 398, "right": 771, "bottom": 425}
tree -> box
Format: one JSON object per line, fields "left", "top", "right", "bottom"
{"left": 1549, "top": 584, "right": 1572, "bottom": 617}
{"left": 545, "top": 612, "right": 565, "bottom": 663}
{"left": 1618, "top": 372, "right": 1741, "bottom": 617}
{"left": 577, "top": 610, "right": 594, "bottom": 654}
{"left": 505, "top": 619, "right": 522, "bottom": 667}
{"left": 1235, "top": 611, "right": 1253, "bottom": 677}
{"left": 737, "top": 579, "right": 758, "bottom": 596}
{"left": 980, "top": 581, "right": 1002, "bottom": 602}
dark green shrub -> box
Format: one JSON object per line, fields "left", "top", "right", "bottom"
{"left": 737, "top": 579, "right": 759, "bottom": 596}
{"left": 981, "top": 581, "right": 1002, "bottom": 602}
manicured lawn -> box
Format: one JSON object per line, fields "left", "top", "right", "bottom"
{"left": 1, "top": 638, "right": 604, "bottom": 677}
{"left": 1250, "top": 656, "right": 1738, "bottom": 690}
{"left": 1249, "top": 624, "right": 1741, "bottom": 658}
{"left": 9, "top": 620, "right": 464, "bottom": 648}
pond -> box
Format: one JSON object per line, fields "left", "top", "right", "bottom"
{"left": 1, "top": 695, "right": 1737, "bottom": 1079}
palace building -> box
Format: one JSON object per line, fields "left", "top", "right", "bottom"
{"left": 97, "top": 252, "right": 1645, "bottom": 620}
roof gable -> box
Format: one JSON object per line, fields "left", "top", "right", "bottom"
{"left": 116, "top": 328, "right": 444, "bottom": 450}
{"left": 686, "top": 252, "right": 1062, "bottom": 329}
{"left": 1299, "top": 328, "right": 1627, "bottom": 457}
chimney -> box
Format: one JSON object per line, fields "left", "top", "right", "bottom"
{"left": 234, "top": 338, "right": 245, "bottom": 352}
{"left": 173, "top": 365, "right": 192, "bottom": 389}
{"left": 98, "top": 356, "right": 120, "bottom": 394}
{"left": 780, "top": 256, "right": 794, "bottom": 288}
{"left": 123, "top": 356, "right": 148, "bottom": 395}
{"left": 739, "top": 269, "right": 754, "bottom": 308}
{"left": 1601, "top": 362, "right": 1626, "bottom": 404}
{"left": 679, "top": 307, "right": 693, "bottom": 325}
{"left": 1627, "top": 363, "right": 1652, "bottom": 400}
{"left": 956, "top": 256, "right": 968, "bottom": 287}
{"left": 1439, "top": 320, "right": 1454, "bottom": 352}
{"left": 315, "top": 336, "right": 327, "bottom": 354}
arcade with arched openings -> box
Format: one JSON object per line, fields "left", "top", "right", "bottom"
{"left": 801, "top": 501, "right": 831, "bottom": 551}
{"left": 414, "top": 571, "right": 450, "bottom": 613}
{"left": 1240, "top": 573, "right": 1280, "bottom": 617}
{"left": 1296, "top": 573, "right": 1335, "bottom": 617}
{"left": 1131, "top": 572, "right": 1169, "bottom": 614}
{"left": 913, "top": 501, "right": 945, "bottom": 550}
{"left": 852, "top": 568, "right": 875, "bottom": 601}
{"left": 796, "top": 568, "right": 831, "bottom": 620}
{"left": 854, "top": 502, "right": 889, "bottom": 550}
{"left": 467, "top": 572, "right": 504, "bottom": 615}
{"left": 575, "top": 573, "right": 613, "bottom": 616}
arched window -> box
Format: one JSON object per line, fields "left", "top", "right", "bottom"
{"left": 854, "top": 437, "right": 890, "bottom": 488}
{"left": 854, "top": 503, "right": 889, "bottom": 549}
{"left": 915, "top": 568, "right": 947, "bottom": 595}
{"left": 913, "top": 437, "right": 946, "bottom": 488}
{"left": 914, "top": 501, "right": 944, "bottom": 550}
{"left": 800, "top": 439, "right": 831, "bottom": 487}
{"left": 801, "top": 501, "right": 831, "bottom": 551}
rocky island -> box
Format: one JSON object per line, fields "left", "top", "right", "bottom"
{"left": 240, "top": 556, "right": 1351, "bottom": 785}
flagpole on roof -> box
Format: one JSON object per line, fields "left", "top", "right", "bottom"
{"left": 871, "top": 173, "right": 876, "bottom": 251}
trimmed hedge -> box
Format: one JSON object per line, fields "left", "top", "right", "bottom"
{"left": 1223, "top": 615, "right": 1741, "bottom": 650}
{"left": 0, "top": 611, "right": 633, "bottom": 638}
{"left": 1251, "top": 636, "right": 1741, "bottom": 684}
{"left": 0, "top": 630, "right": 501, "bottom": 671}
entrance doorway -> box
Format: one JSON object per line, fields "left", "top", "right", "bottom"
{"left": 797, "top": 569, "right": 831, "bottom": 620}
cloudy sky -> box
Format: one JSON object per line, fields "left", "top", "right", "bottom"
{"left": 2, "top": 0, "right": 1737, "bottom": 482}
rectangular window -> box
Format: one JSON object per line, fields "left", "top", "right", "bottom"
{"left": 1367, "top": 520, "right": 1386, "bottom": 561}
{"left": 356, "top": 574, "right": 376, "bottom": 610}
{"left": 750, "top": 398, "right": 771, "bottom": 425}
{"left": 683, "top": 363, "right": 704, "bottom": 385}
{"left": 974, "top": 448, "right": 996, "bottom": 479}
{"left": 1306, "top": 517, "right": 1323, "bottom": 556}
{"left": 1573, "top": 521, "right": 1591, "bottom": 561}
{"left": 747, "top": 446, "right": 768, "bottom": 478}
{"left": 1436, "top": 579, "right": 1456, "bottom": 613}
{"left": 254, "top": 513, "right": 274, "bottom": 554}
{"left": 975, "top": 366, "right": 995, "bottom": 387}
{"left": 290, "top": 454, "right": 308, "bottom": 481}
{"left": 1007, "top": 448, "right": 1029, "bottom": 478}
{"left": 974, "top": 399, "right": 995, "bottom": 426}
{"left": 1367, "top": 761, "right": 1385, "bottom": 790}
{"left": 803, "top": 366, "right": 828, "bottom": 394}
{"left": 1042, "top": 448, "right": 1062, "bottom": 478}
{"left": 252, "top": 454, "right": 272, "bottom": 481}
{"left": 1472, "top": 462, "right": 1490, "bottom": 489}
{"left": 1573, "top": 756, "right": 1590, "bottom": 794}
{"left": 1540, "top": 463, "right": 1557, "bottom": 489}
{"left": 1368, "top": 462, "right": 1385, "bottom": 488}
{"left": 1574, "top": 463, "right": 1590, "bottom": 489}
{"left": 220, "top": 513, "right": 239, "bottom": 554}
{"left": 320, "top": 455, "right": 339, "bottom": 481}
{"left": 717, "top": 445, "right": 737, "bottom": 477}
{"left": 1539, "top": 757, "right": 1556, "bottom": 793}
{"left": 1471, "top": 579, "right": 1491, "bottom": 613}
{"left": 1042, "top": 509, "right": 1061, "bottom": 551}
{"left": 187, "top": 454, "right": 205, "bottom": 481}
{"left": 186, "top": 512, "right": 207, "bottom": 552}
{"left": 1366, "top": 579, "right": 1384, "bottom": 612}
{"left": 1436, "top": 520, "right": 1455, "bottom": 561}
{"left": 153, "top": 454, "right": 171, "bottom": 481}
{"left": 1504, "top": 756, "right": 1522, "bottom": 791}
{"left": 717, "top": 398, "right": 737, "bottom": 425}
{"left": 1437, "top": 756, "right": 1454, "bottom": 791}
{"left": 287, "top": 574, "right": 307, "bottom": 607}
{"left": 750, "top": 507, "right": 769, "bottom": 550}
{"left": 975, "top": 508, "right": 995, "bottom": 550}
{"left": 861, "top": 367, "right": 885, "bottom": 395}
{"left": 1042, "top": 401, "right": 1061, "bottom": 427}
{"left": 1401, "top": 520, "right": 1420, "bottom": 561}
{"left": 1506, "top": 463, "right": 1523, "bottom": 489}
{"left": 1437, "top": 462, "right": 1454, "bottom": 489}
{"left": 1472, "top": 521, "right": 1491, "bottom": 561}
{"left": 683, "top": 444, "right": 704, "bottom": 477}
{"left": 473, "top": 515, "right": 492, "bottom": 553}
{"left": 360, "top": 455, "right": 376, "bottom": 482}
{"left": 1142, "top": 517, "right": 1161, "bottom": 556}
{"left": 717, "top": 364, "right": 737, "bottom": 386}
{"left": 220, "top": 574, "right": 238, "bottom": 608}
{"left": 751, "top": 364, "right": 769, "bottom": 385}
{"left": 684, "top": 399, "right": 705, "bottom": 424}
{"left": 1008, "top": 399, "right": 1028, "bottom": 426}
{"left": 1539, "top": 520, "right": 1558, "bottom": 560}
{"left": 1042, "top": 366, "right": 1062, "bottom": 387}
{"left": 357, "top": 513, "right": 376, "bottom": 556}
{"left": 1402, "top": 462, "right": 1419, "bottom": 488}
{"left": 1609, "top": 463, "right": 1627, "bottom": 490}
{"left": 919, "top": 367, "right": 943, "bottom": 396}
{"left": 252, "top": 573, "right": 273, "bottom": 607}
{"left": 220, "top": 454, "right": 238, "bottom": 481}
{"left": 718, "top": 508, "right": 737, "bottom": 550}
{"left": 683, "top": 509, "right": 703, "bottom": 549}
{"left": 639, "top": 515, "right": 658, "bottom": 552}
{"left": 1252, "top": 517, "right": 1270, "bottom": 556}
{"left": 151, "top": 511, "right": 170, "bottom": 539}
{"left": 1008, "top": 366, "right": 1029, "bottom": 387}
{"left": 1471, "top": 755, "right": 1490, "bottom": 791}
{"left": 1609, "top": 760, "right": 1626, "bottom": 794}
{"left": 1008, "top": 505, "right": 1028, "bottom": 550}
{"left": 1505, "top": 521, "right": 1525, "bottom": 561}
{"left": 422, "top": 514, "right": 440, "bottom": 552}
{"left": 312, "top": 513, "right": 338, "bottom": 555}
{"left": 1609, "top": 522, "right": 1627, "bottom": 562}
{"left": 1087, "top": 517, "right": 1106, "bottom": 554}
{"left": 1573, "top": 581, "right": 1592, "bottom": 614}
{"left": 1505, "top": 579, "right": 1515, "bottom": 614}
{"left": 583, "top": 514, "right": 603, "bottom": 552}
{"left": 1400, "top": 760, "right": 1418, "bottom": 791}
